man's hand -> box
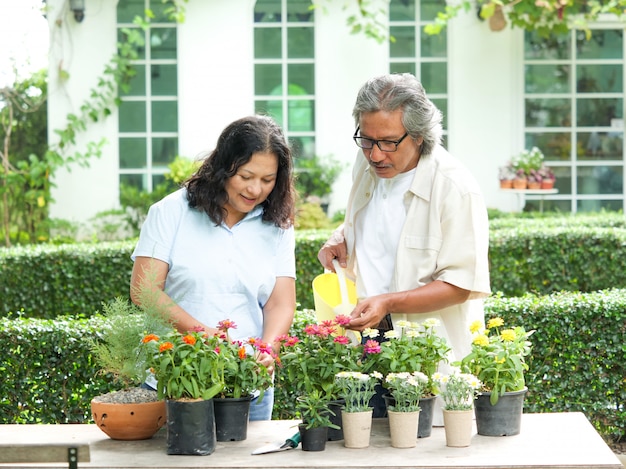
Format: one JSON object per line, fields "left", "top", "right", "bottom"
{"left": 347, "top": 295, "right": 389, "bottom": 331}
{"left": 317, "top": 228, "right": 348, "bottom": 271}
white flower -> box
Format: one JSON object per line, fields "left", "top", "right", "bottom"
{"left": 363, "top": 328, "right": 379, "bottom": 338}
{"left": 422, "top": 318, "right": 440, "bottom": 328}
{"left": 383, "top": 329, "right": 399, "bottom": 339}
{"left": 396, "top": 320, "right": 411, "bottom": 328}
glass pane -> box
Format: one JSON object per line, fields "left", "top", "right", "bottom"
{"left": 287, "top": 0, "right": 313, "bottom": 22}
{"left": 117, "top": 0, "right": 144, "bottom": 23}
{"left": 525, "top": 64, "right": 570, "bottom": 93}
{"left": 152, "top": 101, "right": 178, "bottom": 132}
{"left": 288, "top": 27, "right": 314, "bottom": 58}
{"left": 151, "top": 1, "right": 174, "bottom": 23}
{"left": 118, "top": 28, "right": 146, "bottom": 60}
{"left": 119, "top": 138, "right": 147, "bottom": 169}
{"left": 390, "top": 0, "right": 415, "bottom": 21}
{"left": 119, "top": 101, "right": 147, "bottom": 132}
{"left": 255, "top": 0, "right": 282, "bottom": 23}
{"left": 576, "top": 65, "right": 622, "bottom": 93}
{"left": 524, "top": 31, "right": 571, "bottom": 60}
{"left": 577, "top": 199, "right": 623, "bottom": 212}
{"left": 152, "top": 137, "right": 178, "bottom": 166}
{"left": 288, "top": 99, "right": 314, "bottom": 131}
{"left": 421, "top": 30, "right": 446, "bottom": 58}
{"left": 576, "top": 98, "right": 623, "bottom": 127}
{"left": 525, "top": 132, "right": 572, "bottom": 161}
{"left": 151, "top": 64, "right": 177, "bottom": 96}
{"left": 390, "top": 62, "right": 416, "bottom": 75}
{"left": 255, "top": 28, "right": 282, "bottom": 58}
{"left": 390, "top": 26, "right": 416, "bottom": 58}
{"left": 289, "top": 136, "right": 315, "bottom": 159}
{"left": 578, "top": 131, "right": 623, "bottom": 160}
{"left": 288, "top": 64, "right": 314, "bottom": 94}
{"left": 256, "top": 100, "right": 283, "bottom": 126}
{"left": 576, "top": 30, "right": 623, "bottom": 60}
{"left": 152, "top": 173, "right": 167, "bottom": 188}
{"left": 577, "top": 165, "right": 623, "bottom": 195}
{"left": 120, "top": 173, "right": 146, "bottom": 191}
{"left": 421, "top": 0, "right": 446, "bottom": 21}
{"left": 121, "top": 64, "right": 146, "bottom": 96}
{"left": 421, "top": 62, "right": 447, "bottom": 94}
{"left": 525, "top": 98, "right": 571, "bottom": 127}
{"left": 431, "top": 98, "right": 447, "bottom": 130}
{"left": 255, "top": 64, "right": 282, "bottom": 95}
{"left": 151, "top": 27, "right": 177, "bottom": 60}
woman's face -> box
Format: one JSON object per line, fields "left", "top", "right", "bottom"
{"left": 224, "top": 151, "right": 278, "bottom": 226}
{"left": 358, "top": 110, "right": 422, "bottom": 179}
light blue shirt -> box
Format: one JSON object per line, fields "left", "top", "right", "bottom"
{"left": 131, "top": 188, "right": 296, "bottom": 342}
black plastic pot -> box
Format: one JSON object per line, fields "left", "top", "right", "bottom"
{"left": 298, "top": 424, "right": 328, "bottom": 451}
{"left": 213, "top": 396, "right": 252, "bottom": 442}
{"left": 165, "top": 399, "right": 216, "bottom": 455}
{"left": 474, "top": 387, "right": 527, "bottom": 436}
{"left": 326, "top": 399, "right": 344, "bottom": 441}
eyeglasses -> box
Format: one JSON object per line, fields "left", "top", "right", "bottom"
{"left": 352, "top": 126, "right": 410, "bottom": 152}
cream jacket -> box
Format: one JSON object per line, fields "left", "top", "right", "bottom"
{"left": 342, "top": 145, "right": 491, "bottom": 363}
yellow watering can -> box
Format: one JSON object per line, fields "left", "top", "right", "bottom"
{"left": 312, "top": 260, "right": 360, "bottom": 343}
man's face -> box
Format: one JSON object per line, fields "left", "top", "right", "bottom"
{"left": 358, "top": 110, "right": 422, "bottom": 179}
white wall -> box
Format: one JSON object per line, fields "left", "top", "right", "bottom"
{"left": 447, "top": 10, "right": 524, "bottom": 212}
{"left": 48, "top": 0, "right": 119, "bottom": 223}
{"left": 314, "top": 0, "right": 389, "bottom": 217}
{"left": 177, "top": 0, "right": 256, "bottom": 161}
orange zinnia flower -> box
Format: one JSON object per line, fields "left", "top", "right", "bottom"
{"left": 159, "top": 342, "right": 174, "bottom": 352}
{"left": 142, "top": 334, "right": 159, "bottom": 343}
{"left": 183, "top": 334, "right": 196, "bottom": 345}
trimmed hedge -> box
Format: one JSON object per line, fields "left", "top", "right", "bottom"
{"left": 2, "top": 290, "right": 624, "bottom": 444}
{"left": 4, "top": 222, "right": 626, "bottom": 317}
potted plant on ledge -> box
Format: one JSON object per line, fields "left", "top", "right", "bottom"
{"left": 458, "top": 317, "right": 534, "bottom": 436}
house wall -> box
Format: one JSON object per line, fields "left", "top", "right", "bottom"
{"left": 47, "top": 0, "right": 524, "bottom": 223}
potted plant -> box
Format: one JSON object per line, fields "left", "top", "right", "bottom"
{"left": 89, "top": 292, "right": 175, "bottom": 441}
{"left": 142, "top": 329, "right": 225, "bottom": 455}
{"left": 458, "top": 317, "right": 534, "bottom": 436}
{"left": 538, "top": 164, "right": 556, "bottom": 189}
{"left": 212, "top": 319, "right": 273, "bottom": 441}
{"left": 433, "top": 368, "right": 482, "bottom": 447}
{"left": 276, "top": 315, "right": 363, "bottom": 439}
{"left": 383, "top": 371, "right": 429, "bottom": 448}
{"left": 294, "top": 390, "right": 336, "bottom": 451}
{"left": 334, "top": 371, "right": 381, "bottom": 448}
{"left": 498, "top": 164, "right": 516, "bottom": 189}
{"left": 361, "top": 318, "right": 450, "bottom": 437}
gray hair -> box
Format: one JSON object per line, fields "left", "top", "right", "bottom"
{"left": 352, "top": 73, "right": 443, "bottom": 156}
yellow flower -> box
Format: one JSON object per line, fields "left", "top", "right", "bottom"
{"left": 473, "top": 334, "right": 489, "bottom": 346}
{"left": 469, "top": 320, "right": 483, "bottom": 333}
{"left": 494, "top": 357, "right": 506, "bottom": 364}
{"left": 487, "top": 317, "right": 504, "bottom": 329}
{"left": 501, "top": 329, "right": 516, "bottom": 341}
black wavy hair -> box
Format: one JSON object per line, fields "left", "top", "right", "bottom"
{"left": 184, "top": 115, "right": 295, "bottom": 228}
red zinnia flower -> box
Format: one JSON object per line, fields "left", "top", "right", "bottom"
{"left": 217, "top": 319, "right": 237, "bottom": 331}
{"left": 333, "top": 335, "right": 350, "bottom": 345}
{"left": 363, "top": 340, "right": 381, "bottom": 354}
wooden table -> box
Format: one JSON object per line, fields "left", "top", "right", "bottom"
{"left": 0, "top": 412, "right": 621, "bottom": 469}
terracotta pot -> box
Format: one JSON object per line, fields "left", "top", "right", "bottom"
{"left": 91, "top": 398, "right": 166, "bottom": 440}
{"left": 527, "top": 181, "right": 541, "bottom": 190}
{"left": 499, "top": 179, "right": 513, "bottom": 189}
{"left": 541, "top": 180, "right": 555, "bottom": 189}
{"left": 512, "top": 179, "right": 527, "bottom": 190}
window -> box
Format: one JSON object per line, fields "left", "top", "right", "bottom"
{"left": 117, "top": 0, "right": 179, "bottom": 193}
{"left": 524, "top": 29, "right": 624, "bottom": 212}
{"left": 389, "top": 0, "right": 448, "bottom": 146}
{"left": 254, "top": 0, "right": 316, "bottom": 159}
